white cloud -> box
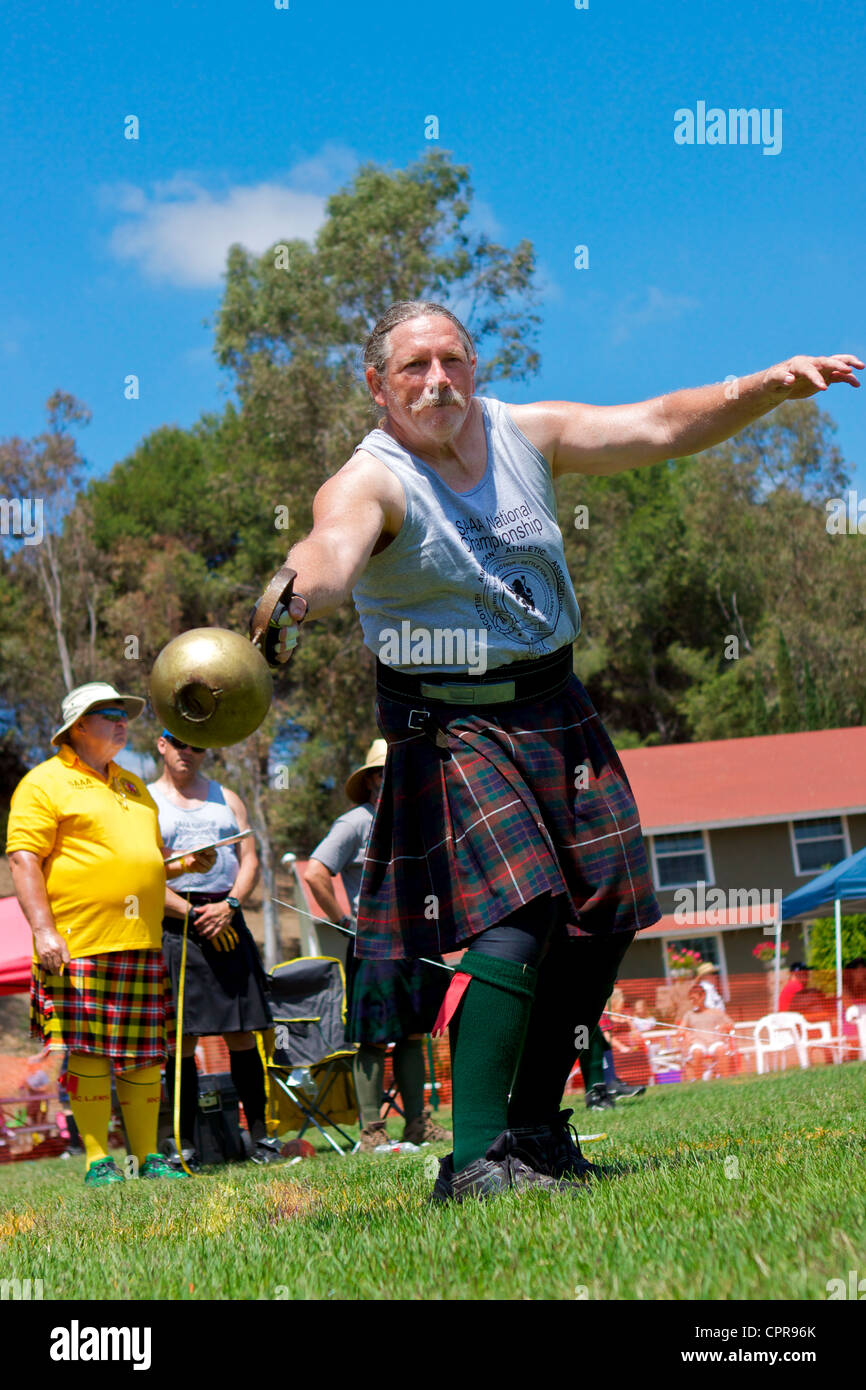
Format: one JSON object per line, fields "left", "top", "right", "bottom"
{"left": 609, "top": 285, "right": 699, "bottom": 346}
{"left": 286, "top": 142, "right": 359, "bottom": 194}
{"left": 101, "top": 146, "right": 360, "bottom": 289}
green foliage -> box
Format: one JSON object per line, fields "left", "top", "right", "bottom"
{"left": 556, "top": 398, "right": 866, "bottom": 743}
{"left": 808, "top": 915, "right": 866, "bottom": 971}
{"left": 775, "top": 629, "right": 800, "bottom": 732}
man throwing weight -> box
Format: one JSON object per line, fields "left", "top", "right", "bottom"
{"left": 269, "top": 300, "right": 860, "bottom": 1200}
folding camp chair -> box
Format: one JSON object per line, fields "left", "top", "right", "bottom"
{"left": 266, "top": 955, "right": 358, "bottom": 1155}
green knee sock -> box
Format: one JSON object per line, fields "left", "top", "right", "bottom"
{"left": 450, "top": 953, "right": 537, "bottom": 1170}
{"left": 392, "top": 1038, "right": 425, "bottom": 1122}
{"left": 353, "top": 1045, "right": 386, "bottom": 1128}
{"left": 578, "top": 1024, "right": 606, "bottom": 1090}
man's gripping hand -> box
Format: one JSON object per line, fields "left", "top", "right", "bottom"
{"left": 269, "top": 594, "right": 309, "bottom": 665}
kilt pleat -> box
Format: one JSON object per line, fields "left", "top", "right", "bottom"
{"left": 345, "top": 952, "right": 448, "bottom": 1045}
{"left": 355, "top": 673, "right": 661, "bottom": 960}
{"left": 30, "top": 949, "right": 175, "bottom": 1071}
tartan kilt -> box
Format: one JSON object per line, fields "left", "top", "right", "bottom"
{"left": 30, "top": 948, "right": 175, "bottom": 1072}
{"left": 345, "top": 949, "right": 449, "bottom": 1046}
{"left": 355, "top": 672, "right": 661, "bottom": 960}
{"left": 161, "top": 909, "right": 272, "bottom": 1037}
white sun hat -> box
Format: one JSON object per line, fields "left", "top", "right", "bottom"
{"left": 51, "top": 682, "right": 146, "bottom": 747}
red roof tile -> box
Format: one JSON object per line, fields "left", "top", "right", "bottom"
{"left": 619, "top": 727, "right": 866, "bottom": 833}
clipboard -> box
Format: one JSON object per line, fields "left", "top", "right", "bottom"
{"left": 164, "top": 828, "right": 254, "bottom": 864}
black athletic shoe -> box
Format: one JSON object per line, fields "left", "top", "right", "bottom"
{"left": 605, "top": 1079, "right": 646, "bottom": 1099}
{"left": 429, "top": 1153, "right": 456, "bottom": 1204}
{"left": 430, "top": 1131, "right": 585, "bottom": 1202}
{"left": 251, "top": 1136, "right": 287, "bottom": 1165}
{"left": 161, "top": 1138, "right": 202, "bottom": 1173}
{"left": 585, "top": 1083, "right": 616, "bottom": 1111}
{"left": 516, "top": 1109, "right": 605, "bottom": 1181}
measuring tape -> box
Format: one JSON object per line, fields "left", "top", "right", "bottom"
{"left": 171, "top": 900, "right": 194, "bottom": 1177}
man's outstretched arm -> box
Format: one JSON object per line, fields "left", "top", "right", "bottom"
{"left": 267, "top": 452, "right": 404, "bottom": 655}
{"left": 512, "top": 353, "right": 862, "bottom": 477}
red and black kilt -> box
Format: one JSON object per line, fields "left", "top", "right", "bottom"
{"left": 30, "top": 949, "right": 175, "bottom": 1072}
{"left": 355, "top": 672, "right": 661, "bottom": 960}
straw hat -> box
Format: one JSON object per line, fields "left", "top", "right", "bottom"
{"left": 696, "top": 962, "right": 718, "bottom": 979}
{"left": 51, "top": 682, "right": 145, "bottom": 747}
{"left": 345, "top": 739, "right": 387, "bottom": 804}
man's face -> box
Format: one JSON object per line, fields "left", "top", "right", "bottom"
{"left": 73, "top": 705, "right": 129, "bottom": 759}
{"left": 689, "top": 985, "right": 704, "bottom": 1009}
{"left": 367, "top": 316, "right": 476, "bottom": 446}
{"left": 158, "top": 733, "right": 206, "bottom": 779}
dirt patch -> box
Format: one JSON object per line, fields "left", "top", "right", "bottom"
{"left": 267, "top": 1181, "right": 320, "bottom": 1221}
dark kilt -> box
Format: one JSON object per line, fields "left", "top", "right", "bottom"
{"left": 355, "top": 672, "right": 661, "bottom": 960}
{"left": 30, "top": 948, "right": 175, "bottom": 1071}
{"left": 345, "top": 948, "right": 448, "bottom": 1046}
{"left": 161, "top": 907, "right": 272, "bottom": 1037}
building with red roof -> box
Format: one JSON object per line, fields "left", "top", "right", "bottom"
{"left": 619, "top": 726, "right": 866, "bottom": 987}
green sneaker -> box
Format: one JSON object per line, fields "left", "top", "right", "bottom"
{"left": 84, "top": 1158, "right": 125, "bottom": 1186}
{"left": 139, "top": 1152, "right": 193, "bottom": 1180}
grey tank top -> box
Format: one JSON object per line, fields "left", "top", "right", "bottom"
{"left": 351, "top": 395, "right": 581, "bottom": 673}
{"left": 147, "top": 780, "right": 240, "bottom": 894}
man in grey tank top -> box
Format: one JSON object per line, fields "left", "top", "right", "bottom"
{"left": 150, "top": 732, "right": 283, "bottom": 1168}
{"left": 264, "top": 301, "right": 860, "bottom": 1201}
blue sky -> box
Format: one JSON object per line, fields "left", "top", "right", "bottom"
{"left": 2, "top": 0, "right": 864, "bottom": 493}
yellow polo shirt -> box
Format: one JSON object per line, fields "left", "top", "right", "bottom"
{"left": 6, "top": 745, "right": 167, "bottom": 958}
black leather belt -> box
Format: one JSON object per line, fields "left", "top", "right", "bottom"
{"left": 376, "top": 644, "right": 573, "bottom": 708}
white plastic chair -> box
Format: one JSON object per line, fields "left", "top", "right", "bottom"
{"left": 846, "top": 1004, "right": 866, "bottom": 1061}
{"left": 753, "top": 1012, "right": 809, "bottom": 1074}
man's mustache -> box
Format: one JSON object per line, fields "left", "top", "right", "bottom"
{"left": 409, "top": 385, "right": 467, "bottom": 413}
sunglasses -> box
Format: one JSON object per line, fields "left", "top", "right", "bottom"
{"left": 93, "top": 707, "right": 129, "bottom": 722}
{"left": 164, "top": 734, "right": 205, "bottom": 754}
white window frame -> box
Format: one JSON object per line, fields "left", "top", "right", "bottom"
{"left": 661, "top": 932, "right": 728, "bottom": 996}
{"left": 649, "top": 829, "right": 715, "bottom": 893}
{"left": 788, "top": 814, "right": 851, "bottom": 878}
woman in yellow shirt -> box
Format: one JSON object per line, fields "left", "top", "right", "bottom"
{"left": 6, "top": 682, "right": 215, "bottom": 1186}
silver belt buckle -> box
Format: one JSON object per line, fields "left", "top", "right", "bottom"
{"left": 408, "top": 708, "right": 430, "bottom": 729}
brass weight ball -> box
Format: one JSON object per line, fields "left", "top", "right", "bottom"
{"left": 150, "top": 627, "right": 274, "bottom": 748}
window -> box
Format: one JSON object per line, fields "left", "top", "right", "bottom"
{"left": 662, "top": 934, "right": 727, "bottom": 989}
{"left": 791, "top": 817, "right": 849, "bottom": 876}
{"left": 651, "top": 831, "right": 712, "bottom": 890}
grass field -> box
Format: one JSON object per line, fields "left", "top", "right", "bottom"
{"left": 1, "top": 1065, "right": 863, "bottom": 1302}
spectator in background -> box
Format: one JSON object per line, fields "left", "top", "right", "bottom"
{"left": 304, "top": 741, "right": 450, "bottom": 1152}
{"left": 679, "top": 982, "right": 736, "bottom": 1081}
{"left": 6, "top": 683, "right": 215, "bottom": 1186}
{"left": 149, "top": 731, "right": 282, "bottom": 1169}
{"left": 630, "top": 998, "right": 657, "bottom": 1033}
{"left": 846, "top": 958, "right": 866, "bottom": 1003}
{"left": 777, "top": 961, "right": 808, "bottom": 1013}
{"left": 592, "top": 988, "right": 647, "bottom": 1101}
{"left": 696, "top": 961, "right": 724, "bottom": 1010}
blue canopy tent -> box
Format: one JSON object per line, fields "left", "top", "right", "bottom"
{"left": 780, "top": 846, "right": 866, "bottom": 1049}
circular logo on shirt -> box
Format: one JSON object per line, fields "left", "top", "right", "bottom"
{"left": 475, "top": 550, "right": 565, "bottom": 653}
